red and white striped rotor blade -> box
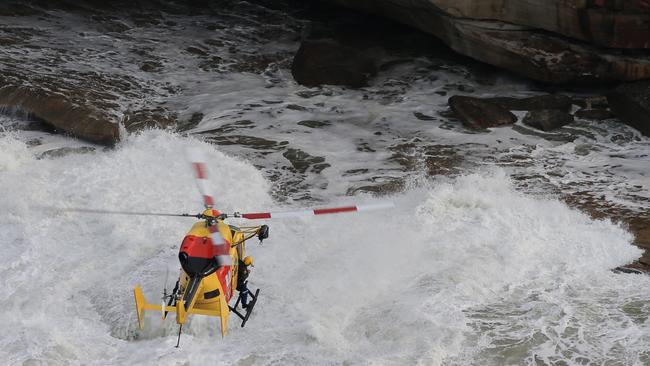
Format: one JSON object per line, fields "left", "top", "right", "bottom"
{"left": 239, "top": 202, "right": 395, "bottom": 220}
{"left": 208, "top": 225, "right": 232, "bottom": 268}
{"left": 185, "top": 147, "right": 216, "bottom": 208}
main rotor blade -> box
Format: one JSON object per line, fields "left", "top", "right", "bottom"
{"left": 237, "top": 202, "right": 395, "bottom": 220}
{"left": 185, "top": 147, "right": 216, "bottom": 209}
{"left": 208, "top": 224, "right": 233, "bottom": 268}
{"left": 54, "top": 207, "right": 196, "bottom": 217}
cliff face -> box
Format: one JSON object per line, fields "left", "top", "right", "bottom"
{"left": 322, "top": 0, "right": 650, "bottom": 83}
{"left": 427, "top": 0, "right": 650, "bottom": 49}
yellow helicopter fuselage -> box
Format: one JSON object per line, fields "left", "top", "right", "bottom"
{"left": 134, "top": 219, "right": 253, "bottom": 337}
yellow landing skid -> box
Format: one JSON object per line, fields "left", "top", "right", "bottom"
{"left": 134, "top": 285, "right": 230, "bottom": 337}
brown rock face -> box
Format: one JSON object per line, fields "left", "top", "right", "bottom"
{"left": 291, "top": 39, "right": 379, "bottom": 88}
{"left": 607, "top": 80, "right": 650, "bottom": 136}
{"left": 523, "top": 109, "right": 574, "bottom": 131}
{"left": 425, "top": 0, "right": 650, "bottom": 49}
{"left": 123, "top": 108, "right": 178, "bottom": 132}
{"left": 321, "top": 0, "right": 650, "bottom": 83}
{"left": 448, "top": 96, "right": 517, "bottom": 129}
{"left": 0, "top": 78, "right": 120, "bottom": 145}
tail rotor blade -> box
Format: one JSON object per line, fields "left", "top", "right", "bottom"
{"left": 237, "top": 202, "right": 395, "bottom": 220}
{"left": 186, "top": 147, "right": 216, "bottom": 209}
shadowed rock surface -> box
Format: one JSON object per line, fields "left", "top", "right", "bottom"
{"left": 485, "top": 95, "right": 573, "bottom": 112}
{"left": 608, "top": 80, "right": 650, "bottom": 136}
{"left": 574, "top": 108, "right": 614, "bottom": 120}
{"left": 448, "top": 96, "right": 517, "bottom": 129}
{"left": 523, "top": 109, "right": 575, "bottom": 132}
{"left": 321, "top": 0, "right": 650, "bottom": 83}
{"left": 291, "top": 39, "right": 379, "bottom": 88}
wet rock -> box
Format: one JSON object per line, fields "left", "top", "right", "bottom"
{"left": 512, "top": 124, "right": 578, "bottom": 142}
{"left": 522, "top": 109, "right": 574, "bottom": 131}
{"left": 123, "top": 107, "right": 177, "bottom": 132}
{"left": 356, "top": 141, "right": 375, "bottom": 152}
{"left": 198, "top": 56, "right": 224, "bottom": 72}
{"left": 188, "top": 112, "right": 204, "bottom": 125}
{"left": 198, "top": 120, "right": 255, "bottom": 135}
{"left": 423, "top": 145, "right": 461, "bottom": 176}
{"left": 348, "top": 177, "right": 405, "bottom": 195}
{"left": 291, "top": 39, "right": 378, "bottom": 88}
{"left": 563, "top": 192, "right": 650, "bottom": 271}
{"left": 574, "top": 108, "right": 614, "bottom": 121}
{"left": 37, "top": 146, "right": 96, "bottom": 159}
{"left": 607, "top": 80, "right": 650, "bottom": 136}
{"left": 388, "top": 142, "right": 461, "bottom": 176}
{"left": 176, "top": 112, "right": 203, "bottom": 132}
{"left": 286, "top": 104, "right": 308, "bottom": 111}
{"left": 486, "top": 95, "right": 572, "bottom": 112}
{"left": 448, "top": 95, "right": 517, "bottom": 129}
{"left": 232, "top": 53, "right": 290, "bottom": 74}
{"left": 208, "top": 135, "right": 280, "bottom": 152}
{"left": 297, "top": 120, "right": 330, "bottom": 128}
{"left": 613, "top": 265, "right": 646, "bottom": 275}
{"left": 571, "top": 96, "right": 609, "bottom": 109}
{"left": 413, "top": 112, "right": 436, "bottom": 121}
{"left": 0, "top": 77, "right": 120, "bottom": 145}
{"left": 185, "top": 46, "right": 209, "bottom": 57}
{"left": 322, "top": 0, "right": 650, "bottom": 83}
{"left": 282, "top": 148, "right": 327, "bottom": 174}
{"left": 140, "top": 60, "right": 163, "bottom": 72}
{"left": 359, "top": 0, "right": 650, "bottom": 49}
{"left": 295, "top": 90, "right": 332, "bottom": 98}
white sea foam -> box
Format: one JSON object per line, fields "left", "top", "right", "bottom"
{"left": 1, "top": 4, "right": 649, "bottom": 364}
{"left": 0, "top": 131, "right": 647, "bottom": 365}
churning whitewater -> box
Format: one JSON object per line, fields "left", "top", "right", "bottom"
{"left": 0, "top": 130, "right": 648, "bottom": 365}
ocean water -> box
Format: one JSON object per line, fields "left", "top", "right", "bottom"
{"left": 1, "top": 1, "right": 649, "bottom": 365}
{"left": 0, "top": 131, "right": 648, "bottom": 365}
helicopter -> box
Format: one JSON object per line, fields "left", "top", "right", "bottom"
{"left": 62, "top": 147, "right": 393, "bottom": 346}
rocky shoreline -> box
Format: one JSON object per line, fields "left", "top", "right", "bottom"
{"left": 1, "top": 1, "right": 648, "bottom": 142}
{"left": 0, "top": 0, "right": 648, "bottom": 272}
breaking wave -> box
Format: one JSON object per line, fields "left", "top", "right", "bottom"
{"left": 0, "top": 130, "right": 647, "bottom": 365}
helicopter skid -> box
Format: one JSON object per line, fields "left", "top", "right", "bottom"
{"left": 228, "top": 288, "right": 260, "bottom": 328}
